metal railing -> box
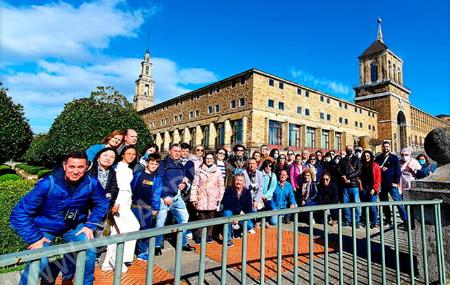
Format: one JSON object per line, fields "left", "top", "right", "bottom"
{"left": 0, "top": 200, "right": 446, "bottom": 285}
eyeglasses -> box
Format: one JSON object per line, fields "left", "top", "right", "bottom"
{"left": 310, "top": 158, "right": 316, "bottom": 161}
{"left": 279, "top": 157, "right": 286, "bottom": 160}
{"left": 323, "top": 178, "right": 330, "bottom": 181}
{"left": 288, "top": 153, "right": 294, "bottom": 155}
{"left": 196, "top": 149, "right": 204, "bottom": 152}
{"left": 218, "top": 151, "right": 226, "bottom": 155}
{"left": 236, "top": 149, "right": 244, "bottom": 152}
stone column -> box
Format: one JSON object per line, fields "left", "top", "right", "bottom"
{"left": 242, "top": 116, "right": 248, "bottom": 146}
{"left": 315, "top": 128, "right": 322, "bottom": 149}
{"left": 299, "top": 125, "right": 306, "bottom": 150}
{"left": 195, "top": 125, "right": 203, "bottom": 146}
{"left": 183, "top": 127, "right": 191, "bottom": 144}
{"left": 155, "top": 133, "right": 163, "bottom": 150}
{"left": 209, "top": 122, "right": 216, "bottom": 149}
{"left": 172, "top": 129, "right": 181, "bottom": 144}
{"left": 282, "top": 121, "right": 289, "bottom": 148}
{"left": 163, "top": 131, "right": 171, "bottom": 152}
{"left": 224, "top": 119, "right": 232, "bottom": 147}
{"left": 329, "top": 130, "right": 335, "bottom": 151}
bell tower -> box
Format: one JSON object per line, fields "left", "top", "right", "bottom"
{"left": 133, "top": 50, "right": 155, "bottom": 112}
{"left": 354, "top": 18, "right": 412, "bottom": 152}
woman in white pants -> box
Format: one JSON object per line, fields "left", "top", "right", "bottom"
{"left": 102, "top": 145, "right": 140, "bottom": 273}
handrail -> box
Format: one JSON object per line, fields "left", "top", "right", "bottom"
{"left": 0, "top": 199, "right": 442, "bottom": 267}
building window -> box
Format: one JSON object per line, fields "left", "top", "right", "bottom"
{"left": 306, "top": 127, "right": 315, "bottom": 148}
{"left": 208, "top": 106, "right": 213, "bottom": 114}
{"left": 189, "top": 111, "right": 195, "bottom": 119}
{"left": 339, "top": 117, "right": 343, "bottom": 124}
{"left": 289, "top": 124, "right": 301, "bottom": 147}
{"left": 359, "top": 122, "right": 363, "bottom": 128}
{"left": 231, "top": 119, "right": 243, "bottom": 144}
{"left": 231, "top": 80, "right": 236, "bottom": 88}
{"left": 268, "top": 78, "right": 274, "bottom": 86}
{"left": 305, "top": 90, "right": 310, "bottom": 97}
{"left": 321, "top": 130, "right": 330, "bottom": 149}
{"left": 230, "top": 100, "right": 236, "bottom": 109}
{"left": 239, "top": 98, "right": 245, "bottom": 107}
{"left": 297, "top": 88, "right": 302, "bottom": 95}
{"left": 279, "top": 102, "right": 285, "bottom": 110}
{"left": 344, "top": 104, "right": 348, "bottom": 109}
{"left": 216, "top": 86, "right": 220, "bottom": 93}
{"left": 279, "top": 82, "right": 284, "bottom": 89}
{"left": 320, "top": 96, "right": 324, "bottom": 102}
{"left": 203, "top": 125, "right": 210, "bottom": 147}
{"left": 268, "top": 99, "right": 274, "bottom": 108}
{"left": 215, "top": 123, "right": 225, "bottom": 146}
{"left": 370, "top": 61, "right": 378, "bottom": 82}
{"left": 327, "top": 98, "right": 330, "bottom": 104}
{"left": 269, "top": 120, "right": 282, "bottom": 145}
{"left": 209, "top": 89, "right": 213, "bottom": 95}
{"left": 297, "top": 106, "right": 302, "bottom": 114}
{"left": 195, "top": 110, "right": 200, "bottom": 117}
{"left": 190, "top": 127, "right": 196, "bottom": 145}
{"left": 327, "top": 114, "right": 331, "bottom": 121}
{"left": 345, "top": 118, "right": 348, "bottom": 124}
{"left": 339, "top": 102, "right": 342, "bottom": 108}
{"left": 305, "top": 108, "right": 310, "bottom": 116}
{"left": 240, "top": 77, "right": 245, "bottom": 85}
{"left": 355, "top": 121, "right": 358, "bottom": 127}
{"left": 215, "top": 104, "right": 220, "bottom": 112}
{"left": 179, "top": 114, "right": 183, "bottom": 121}
{"left": 334, "top": 132, "right": 342, "bottom": 150}
{"left": 355, "top": 107, "right": 358, "bottom": 112}
{"left": 320, "top": 112, "right": 325, "bottom": 120}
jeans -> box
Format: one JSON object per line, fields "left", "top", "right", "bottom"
{"left": 342, "top": 187, "right": 361, "bottom": 224}
{"left": 131, "top": 206, "right": 154, "bottom": 255}
{"left": 361, "top": 188, "right": 378, "bottom": 225}
{"left": 155, "top": 197, "right": 189, "bottom": 248}
{"left": 19, "top": 223, "right": 96, "bottom": 285}
{"left": 223, "top": 210, "right": 254, "bottom": 241}
{"left": 379, "top": 186, "right": 407, "bottom": 223}
{"left": 262, "top": 200, "right": 278, "bottom": 225}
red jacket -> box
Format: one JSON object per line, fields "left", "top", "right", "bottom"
{"left": 372, "top": 162, "right": 381, "bottom": 193}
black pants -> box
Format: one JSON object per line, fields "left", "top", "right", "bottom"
{"left": 197, "top": 210, "right": 216, "bottom": 238}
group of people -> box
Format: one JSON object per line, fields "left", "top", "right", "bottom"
{"left": 9, "top": 128, "right": 435, "bottom": 285}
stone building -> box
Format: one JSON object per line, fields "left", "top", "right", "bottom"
{"left": 135, "top": 20, "right": 449, "bottom": 153}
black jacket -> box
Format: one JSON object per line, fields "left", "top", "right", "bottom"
{"left": 338, "top": 155, "right": 362, "bottom": 188}
{"left": 89, "top": 166, "right": 119, "bottom": 208}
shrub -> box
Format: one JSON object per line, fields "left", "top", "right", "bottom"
{"left": 37, "top": 169, "right": 53, "bottom": 179}
{"left": 0, "top": 165, "right": 11, "bottom": 170}
{"left": 0, "top": 88, "right": 33, "bottom": 164}
{"left": 16, "top": 164, "right": 45, "bottom": 175}
{"left": 0, "top": 174, "right": 22, "bottom": 183}
{"left": 22, "top": 134, "right": 49, "bottom": 166}
{"left": 0, "top": 180, "right": 35, "bottom": 254}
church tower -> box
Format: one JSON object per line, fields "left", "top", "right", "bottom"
{"left": 133, "top": 50, "right": 155, "bottom": 112}
{"left": 354, "top": 18, "right": 412, "bottom": 152}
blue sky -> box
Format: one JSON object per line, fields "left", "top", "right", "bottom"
{"left": 1, "top": 0, "right": 448, "bottom": 133}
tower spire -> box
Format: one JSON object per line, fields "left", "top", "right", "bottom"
{"left": 377, "top": 17, "right": 384, "bottom": 43}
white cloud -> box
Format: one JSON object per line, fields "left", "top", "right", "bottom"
{"left": 3, "top": 57, "right": 217, "bottom": 132}
{"left": 1, "top": 0, "right": 148, "bottom": 61}
{"left": 291, "top": 69, "right": 351, "bottom": 97}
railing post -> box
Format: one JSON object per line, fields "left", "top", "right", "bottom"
{"left": 198, "top": 227, "right": 207, "bottom": 285}
{"left": 74, "top": 250, "right": 86, "bottom": 285}
{"left": 27, "top": 260, "right": 40, "bottom": 285}
{"left": 420, "top": 205, "right": 429, "bottom": 285}
{"left": 437, "top": 203, "right": 446, "bottom": 284}
{"left": 221, "top": 223, "right": 228, "bottom": 285}
{"left": 323, "top": 210, "right": 329, "bottom": 285}
{"left": 260, "top": 217, "right": 266, "bottom": 285}
{"left": 146, "top": 237, "right": 156, "bottom": 285}
{"left": 113, "top": 242, "right": 125, "bottom": 285}
{"left": 379, "top": 205, "right": 386, "bottom": 285}
{"left": 242, "top": 220, "right": 248, "bottom": 285}
{"left": 406, "top": 205, "right": 415, "bottom": 285}
{"left": 293, "top": 213, "right": 299, "bottom": 285}
{"left": 365, "top": 206, "right": 372, "bottom": 285}
{"left": 309, "top": 211, "right": 314, "bottom": 285}
{"left": 392, "top": 206, "right": 400, "bottom": 285}
{"left": 338, "top": 208, "right": 343, "bottom": 285}
{"left": 174, "top": 231, "right": 183, "bottom": 285}
{"left": 277, "top": 215, "right": 283, "bottom": 285}
{"left": 352, "top": 207, "right": 358, "bottom": 284}
{"left": 434, "top": 204, "right": 444, "bottom": 285}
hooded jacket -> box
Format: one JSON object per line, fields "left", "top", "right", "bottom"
{"left": 10, "top": 168, "right": 109, "bottom": 244}
{"left": 190, "top": 164, "right": 225, "bottom": 211}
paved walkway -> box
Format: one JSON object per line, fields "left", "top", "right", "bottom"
{"left": 51, "top": 221, "right": 422, "bottom": 284}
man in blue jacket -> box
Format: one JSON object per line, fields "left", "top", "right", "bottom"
{"left": 154, "top": 143, "right": 195, "bottom": 255}
{"left": 10, "top": 150, "right": 109, "bottom": 285}
{"left": 375, "top": 141, "right": 407, "bottom": 226}
{"left": 131, "top": 153, "right": 162, "bottom": 260}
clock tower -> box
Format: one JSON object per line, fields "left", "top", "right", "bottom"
{"left": 133, "top": 50, "right": 155, "bottom": 112}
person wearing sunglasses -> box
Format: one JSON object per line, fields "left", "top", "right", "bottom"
{"left": 228, "top": 144, "right": 248, "bottom": 174}
{"left": 275, "top": 154, "right": 289, "bottom": 178}
{"left": 286, "top": 151, "right": 295, "bottom": 166}
{"left": 318, "top": 172, "right": 339, "bottom": 225}
{"left": 215, "top": 148, "right": 234, "bottom": 187}
{"left": 360, "top": 150, "right": 381, "bottom": 229}
{"left": 306, "top": 153, "right": 324, "bottom": 184}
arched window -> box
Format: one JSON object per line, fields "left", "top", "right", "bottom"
{"left": 370, "top": 61, "right": 378, "bottom": 82}
{"left": 397, "top": 67, "right": 401, "bottom": 84}
{"left": 393, "top": 64, "right": 397, "bottom": 81}
{"left": 388, "top": 60, "right": 392, "bottom": 79}
{"left": 144, "top": 84, "right": 149, "bottom": 96}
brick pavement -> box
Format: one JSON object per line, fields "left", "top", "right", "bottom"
{"left": 193, "top": 227, "right": 338, "bottom": 280}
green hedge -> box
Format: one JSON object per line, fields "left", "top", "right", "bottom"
{"left": 37, "top": 169, "right": 52, "bottom": 179}
{"left": 0, "top": 165, "right": 11, "bottom": 170}
{"left": 0, "top": 174, "right": 22, "bottom": 183}
{"left": 16, "top": 164, "right": 45, "bottom": 175}
{"left": 0, "top": 180, "right": 35, "bottom": 255}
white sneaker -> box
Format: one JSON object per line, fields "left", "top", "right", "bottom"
{"left": 248, "top": 229, "right": 256, "bottom": 234}
{"left": 101, "top": 264, "right": 113, "bottom": 272}
{"left": 186, "top": 232, "right": 193, "bottom": 239}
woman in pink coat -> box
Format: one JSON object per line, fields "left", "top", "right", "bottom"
{"left": 190, "top": 152, "right": 225, "bottom": 243}
{"left": 289, "top": 154, "right": 304, "bottom": 192}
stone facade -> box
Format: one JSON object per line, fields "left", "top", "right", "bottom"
{"left": 137, "top": 22, "right": 449, "bottom": 153}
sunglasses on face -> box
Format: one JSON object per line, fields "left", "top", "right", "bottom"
{"left": 218, "top": 151, "right": 225, "bottom": 155}
{"left": 196, "top": 149, "right": 204, "bottom": 152}
{"left": 323, "top": 178, "right": 330, "bottom": 181}
{"left": 236, "top": 149, "right": 244, "bottom": 152}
